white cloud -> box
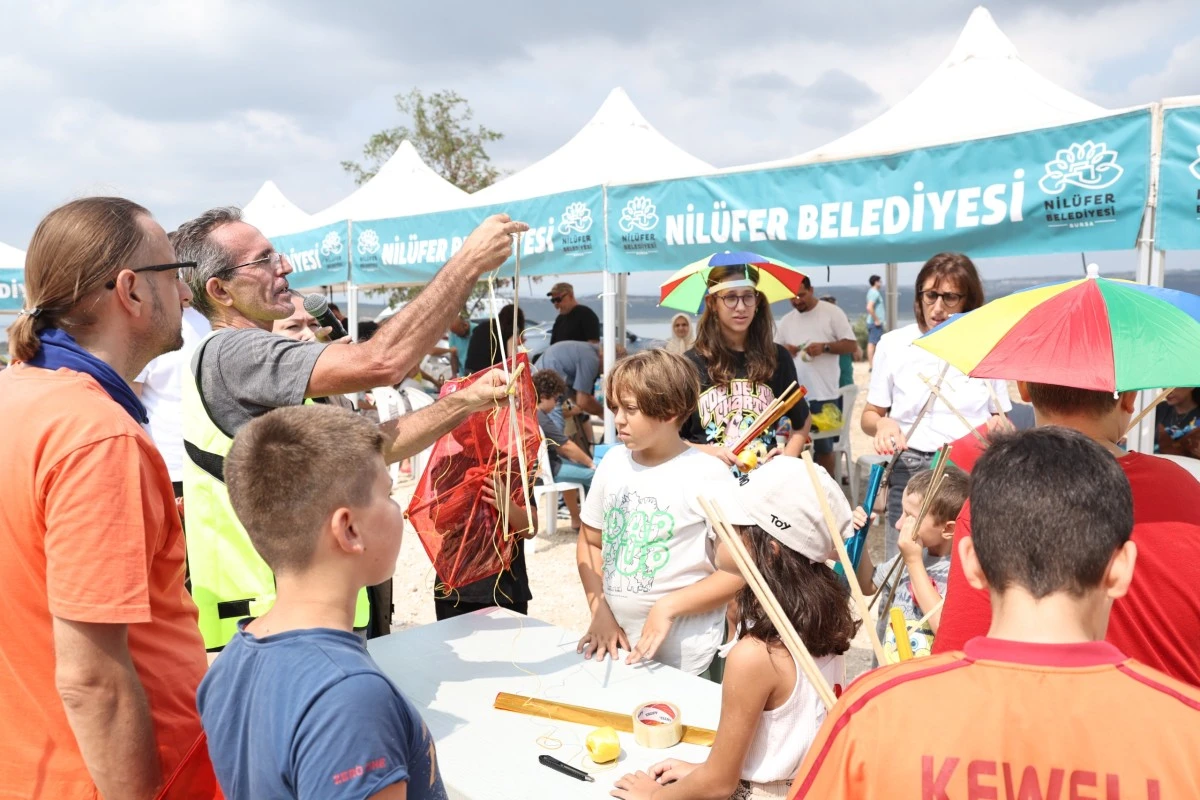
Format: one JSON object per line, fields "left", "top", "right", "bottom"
{"left": 0, "top": 0, "right": 1197, "bottom": 265}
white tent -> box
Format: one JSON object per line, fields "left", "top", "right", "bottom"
{"left": 308, "top": 140, "right": 468, "bottom": 227}
{"left": 468, "top": 87, "right": 713, "bottom": 204}
{"left": 734, "top": 5, "right": 1113, "bottom": 334}
{"left": 241, "top": 180, "right": 313, "bottom": 237}
{"left": 465, "top": 88, "right": 714, "bottom": 443}
{"left": 0, "top": 241, "right": 24, "bottom": 270}
{"left": 772, "top": 6, "right": 1108, "bottom": 166}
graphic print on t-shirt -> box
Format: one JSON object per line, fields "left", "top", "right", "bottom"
{"left": 602, "top": 489, "right": 676, "bottom": 594}
{"left": 696, "top": 379, "right": 777, "bottom": 449}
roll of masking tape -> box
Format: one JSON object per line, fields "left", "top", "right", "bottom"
{"left": 632, "top": 702, "right": 683, "bottom": 749}
{"left": 585, "top": 726, "right": 621, "bottom": 764}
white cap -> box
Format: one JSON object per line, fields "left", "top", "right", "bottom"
{"left": 707, "top": 457, "right": 853, "bottom": 563}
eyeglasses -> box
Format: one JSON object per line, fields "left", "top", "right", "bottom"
{"left": 104, "top": 261, "right": 196, "bottom": 290}
{"left": 920, "top": 289, "right": 965, "bottom": 306}
{"left": 716, "top": 291, "right": 758, "bottom": 309}
{"left": 217, "top": 252, "right": 288, "bottom": 277}
{"left": 549, "top": 295, "right": 564, "bottom": 304}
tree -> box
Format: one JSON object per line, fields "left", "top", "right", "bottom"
{"left": 343, "top": 89, "right": 517, "bottom": 312}
{"left": 341, "top": 88, "right": 503, "bottom": 192}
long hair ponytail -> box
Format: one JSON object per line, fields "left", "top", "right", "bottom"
{"left": 7, "top": 197, "right": 150, "bottom": 362}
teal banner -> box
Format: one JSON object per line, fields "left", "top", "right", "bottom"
{"left": 1158, "top": 105, "right": 1200, "bottom": 251}
{"left": 349, "top": 187, "right": 604, "bottom": 285}
{"left": 268, "top": 222, "right": 351, "bottom": 290}
{"left": 0, "top": 268, "right": 25, "bottom": 312}
{"left": 606, "top": 110, "right": 1152, "bottom": 271}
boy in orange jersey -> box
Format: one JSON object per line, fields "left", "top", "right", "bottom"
{"left": 790, "top": 427, "right": 1200, "bottom": 799}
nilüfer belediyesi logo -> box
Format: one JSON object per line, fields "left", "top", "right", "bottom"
{"left": 1189, "top": 145, "right": 1200, "bottom": 180}
{"left": 619, "top": 196, "right": 659, "bottom": 232}
{"left": 558, "top": 202, "right": 593, "bottom": 235}
{"left": 319, "top": 231, "right": 343, "bottom": 257}
{"left": 357, "top": 229, "right": 381, "bottom": 256}
{"left": 1038, "top": 141, "right": 1124, "bottom": 194}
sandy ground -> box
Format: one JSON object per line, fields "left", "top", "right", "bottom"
{"left": 386, "top": 361, "right": 907, "bottom": 677}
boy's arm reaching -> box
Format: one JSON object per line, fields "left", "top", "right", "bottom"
{"left": 627, "top": 571, "right": 745, "bottom": 665}
{"left": 576, "top": 524, "right": 629, "bottom": 660}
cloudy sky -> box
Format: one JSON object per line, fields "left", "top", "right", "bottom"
{"left": 1, "top": 0, "right": 1197, "bottom": 295}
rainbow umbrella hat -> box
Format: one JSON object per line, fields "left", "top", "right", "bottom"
{"left": 659, "top": 251, "right": 806, "bottom": 314}
{"left": 915, "top": 264, "right": 1200, "bottom": 392}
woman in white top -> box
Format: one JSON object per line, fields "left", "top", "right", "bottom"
{"left": 611, "top": 458, "right": 855, "bottom": 800}
{"left": 664, "top": 312, "right": 694, "bottom": 355}
{"left": 861, "top": 253, "right": 1010, "bottom": 561}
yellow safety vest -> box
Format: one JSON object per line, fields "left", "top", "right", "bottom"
{"left": 182, "top": 333, "right": 369, "bottom": 649}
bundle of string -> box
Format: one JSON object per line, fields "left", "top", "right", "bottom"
{"left": 405, "top": 232, "right": 541, "bottom": 593}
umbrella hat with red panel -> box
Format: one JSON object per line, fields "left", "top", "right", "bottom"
{"left": 915, "top": 264, "right": 1200, "bottom": 393}
{"left": 659, "top": 251, "right": 806, "bottom": 314}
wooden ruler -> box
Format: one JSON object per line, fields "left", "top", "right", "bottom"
{"left": 493, "top": 692, "right": 716, "bottom": 747}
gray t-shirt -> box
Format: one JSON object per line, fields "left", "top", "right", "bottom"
{"left": 873, "top": 552, "right": 951, "bottom": 661}
{"left": 191, "top": 327, "right": 326, "bottom": 436}
{"left": 538, "top": 341, "right": 600, "bottom": 396}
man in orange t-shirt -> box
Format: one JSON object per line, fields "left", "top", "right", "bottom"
{"left": 791, "top": 428, "right": 1200, "bottom": 799}
{"left": 0, "top": 198, "right": 216, "bottom": 799}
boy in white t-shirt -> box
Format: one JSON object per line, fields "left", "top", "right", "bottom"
{"left": 577, "top": 349, "right": 743, "bottom": 676}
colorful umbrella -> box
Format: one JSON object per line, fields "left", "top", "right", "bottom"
{"left": 915, "top": 265, "right": 1200, "bottom": 392}
{"left": 659, "top": 251, "right": 805, "bottom": 313}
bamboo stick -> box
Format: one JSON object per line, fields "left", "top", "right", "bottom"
{"left": 908, "top": 444, "right": 952, "bottom": 542}
{"left": 1124, "top": 387, "right": 1173, "bottom": 436}
{"left": 910, "top": 597, "right": 945, "bottom": 630}
{"left": 867, "top": 555, "right": 903, "bottom": 612}
{"left": 731, "top": 386, "right": 807, "bottom": 456}
{"left": 985, "top": 383, "right": 1009, "bottom": 428}
{"left": 919, "top": 373, "right": 987, "bottom": 444}
{"left": 698, "top": 497, "right": 838, "bottom": 710}
{"left": 801, "top": 452, "right": 887, "bottom": 663}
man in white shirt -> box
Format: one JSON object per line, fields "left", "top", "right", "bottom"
{"left": 775, "top": 277, "right": 857, "bottom": 473}
{"left": 133, "top": 306, "right": 211, "bottom": 496}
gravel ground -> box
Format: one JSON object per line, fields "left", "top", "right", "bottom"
{"left": 387, "top": 362, "right": 1010, "bottom": 679}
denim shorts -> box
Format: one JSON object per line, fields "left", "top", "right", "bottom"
{"left": 868, "top": 323, "right": 884, "bottom": 345}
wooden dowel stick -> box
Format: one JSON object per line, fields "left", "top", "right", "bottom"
{"left": 801, "top": 452, "right": 887, "bottom": 663}
{"left": 699, "top": 497, "right": 838, "bottom": 710}
{"left": 1124, "top": 388, "right": 1173, "bottom": 436}
{"left": 985, "top": 383, "right": 1009, "bottom": 428}
{"left": 868, "top": 555, "right": 903, "bottom": 612}
{"left": 910, "top": 597, "right": 945, "bottom": 630}
{"left": 919, "top": 373, "right": 987, "bottom": 444}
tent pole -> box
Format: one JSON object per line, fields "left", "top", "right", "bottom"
{"left": 1129, "top": 102, "right": 1165, "bottom": 455}
{"left": 615, "top": 273, "right": 628, "bottom": 344}
{"left": 884, "top": 262, "right": 899, "bottom": 331}
{"left": 602, "top": 188, "right": 616, "bottom": 444}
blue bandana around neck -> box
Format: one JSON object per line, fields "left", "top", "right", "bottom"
{"left": 28, "top": 328, "right": 149, "bottom": 424}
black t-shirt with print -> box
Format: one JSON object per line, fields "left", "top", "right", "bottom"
{"left": 680, "top": 345, "right": 811, "bottom": 449}
{"left": 550, "top": 304, "right": 601, "bottom": 345}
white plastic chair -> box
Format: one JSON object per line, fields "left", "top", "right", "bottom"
{"left": 373, "top": 384, "right": 435, "bottom": 485}
{"left": 533, "top": 436, "right": 586, "bottom": 541}
{"left": 808, "top": 384, "right": 859, "bottom": 499}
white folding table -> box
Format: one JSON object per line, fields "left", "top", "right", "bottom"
{"left": 368, "top": 608, "right": 722, "bottom": 800}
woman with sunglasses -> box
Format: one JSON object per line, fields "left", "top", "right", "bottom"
{"left": 681, "top": 266, "right": 812, "bottom": 468}
{"left": 862, "top": 252, "right": 1011, "bottom": 560}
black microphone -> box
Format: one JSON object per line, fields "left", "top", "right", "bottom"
{"left": 302, "top": 294, "right": 347, "bottom": 341}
